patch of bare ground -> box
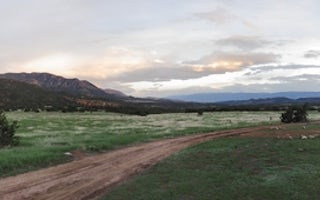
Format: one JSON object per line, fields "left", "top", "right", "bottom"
{"left": 0, "top": 121, "right": 319, "bottom": 200}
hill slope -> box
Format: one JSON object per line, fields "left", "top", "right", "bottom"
{"left": 0, "top": 73, "right": 122, "bottom": 99}
{"left": 0, "top": 73, "right": 203, "bottom": 113}
{"left": 0, "top": 79, "right": 73, "bottom": 110}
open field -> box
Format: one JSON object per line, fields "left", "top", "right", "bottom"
{"left": 105, "top": 129, "right": 320, "bottom": 200}
{"left": 0, "top": 111, "right": 320, "bottom": 199}
{"left": 0, "top": 127, "right": 259, "bottom": 200}
{"left": 1, "top": 120, "right": 320, "bottom": 199}
{"left": 0, "top": 111, "right": 291, "bottom": 177}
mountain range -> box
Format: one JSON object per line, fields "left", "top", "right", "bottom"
{"left": 0, "top": 72, "right": 198, "bottom": 113}
{"left": 0, "top": 78, "right": 72, "bottom": 110}
{"left": 169, "top": 92, "right": 320, "bottom": 103}
{"left": 0, "top": 73, "right": 124, "bottom": 100}
{"left": 1, "top": 72, "right": 320, "bottom": 113}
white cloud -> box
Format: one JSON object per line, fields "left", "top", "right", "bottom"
{"left": 125, "top": 64, "right": 320, "bottom": 97}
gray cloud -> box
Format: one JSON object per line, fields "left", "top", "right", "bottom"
{"left": 215, "top": 35, "right": 272, "bottom": 50}
{"left": 268, "top": 74, "right": 320, "bottom": 91}
{"left": 192, "top": 52, "right": 279, "bottom": 64}
{"left": 304, "top": 50, "right": 320, "bottom": 58}
{"left": 195, "top": 7, "right": 235, "bottom": 24}
{"left": 270, "top": 74, "right": 320, "bottom": 82}
{"left": 210, "top": 74, "right": 320, "bottom": 94}
{"left": 194, "top": 7, "right": 257, "bottom": 30}
{"left": 239, "top": 66, "right": 320, "bottom": 93}
{"left": 184, "top": 51, "right": 280, "bottom": 72}
{"left": 108, "top": 51, "right": 280, "bottom": 82}
{"left": 107, "top": 51, "right": 281, "bottom": 83}
{"left": 107, "top": 63, "right": 210, "bottom": 82}
{"left": 250, "top": 64, "right": 320, "bottom": 73}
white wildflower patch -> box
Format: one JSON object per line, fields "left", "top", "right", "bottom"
{"left": 5, "top": 111, "right": 320, "bottom": 148}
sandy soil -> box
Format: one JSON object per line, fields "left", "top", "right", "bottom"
{"left": 0, "top": 123, "right": 317, "bottom": 200}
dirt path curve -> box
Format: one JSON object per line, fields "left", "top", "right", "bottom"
{"left": 0, "top": 126, "right": 273, "bottom": 200}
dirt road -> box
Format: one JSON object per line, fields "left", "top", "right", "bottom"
{"left": 0, "top": 126, "right": 287, "bottom": 200}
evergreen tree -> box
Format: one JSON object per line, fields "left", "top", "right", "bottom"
{"left": 280, "top": 104, "right": 308, "bottom": 123}
{"left": 0, "top": 111, "right": 19, "bottom": 147}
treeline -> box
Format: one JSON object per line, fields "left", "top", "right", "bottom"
{"left": 185, "top": 104, "right": 320, "bottom": 113}
{"left": 4, "top": 103, "right": 319, "bottom": 117}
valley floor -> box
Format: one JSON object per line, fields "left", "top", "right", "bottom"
{"left": 1, "top": 122, "right": 319, "bottom": 200}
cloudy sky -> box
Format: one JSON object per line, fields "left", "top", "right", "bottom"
{"left": 1, "top": 0, "right": 320, "bottom": 97}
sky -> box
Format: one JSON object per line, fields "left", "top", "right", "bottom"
{"left": 1, "top": 0, "right": 320, "bottom": 97}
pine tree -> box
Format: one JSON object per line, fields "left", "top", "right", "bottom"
{"left": 280, "top": 104, "right": 308, "bottom": 123}
{"left": 0, "top": 111, "right": 19, "bottom": 147}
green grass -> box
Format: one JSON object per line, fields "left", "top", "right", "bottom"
{"left": 0, "top": 111, "right": 319, "bottom": 178}
{"left": 104, "top": 137, "right": 320, "bottom": 200}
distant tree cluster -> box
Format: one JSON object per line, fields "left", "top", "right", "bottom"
{"left": 280, "top": 104, "right": 308, "bottom": 123}
{"left": 0, "top": 111, "right": 19, "bottom": 147}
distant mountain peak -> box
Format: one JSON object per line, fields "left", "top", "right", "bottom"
{"left": 0, "top": 72, "right": 125, "bottom": 99}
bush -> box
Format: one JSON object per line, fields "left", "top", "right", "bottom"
{"left": 280, "top": 104, "right": 308, "bottom": 123}
{"left": 197, "top": 110, "right": 204, "bottom": 116}
{"left": 0, "top": 111, "right": 19, "bottom": 147}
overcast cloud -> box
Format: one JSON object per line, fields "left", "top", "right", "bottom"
{"left": 1, "top": 0, "right": 320, "bottom": 97}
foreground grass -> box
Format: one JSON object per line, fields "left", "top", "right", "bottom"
{"left": 104, "top": 137, "right": 320, "bottom": 200}
{"left": 1, "top": 111, "right": 319, "bottom": 178}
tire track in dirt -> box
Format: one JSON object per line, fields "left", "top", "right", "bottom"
{"left": 0, "top": 126, "right": 273, "bottom": 200}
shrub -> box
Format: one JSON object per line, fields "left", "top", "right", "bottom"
{"left": 0, "top": 111, "right": 19, "bottom": 147}
{"left": 280, "top": 104, "right": 308, "bottom": 123}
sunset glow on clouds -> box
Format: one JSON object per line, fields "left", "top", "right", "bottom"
{"left": 1, "top": 0, "right": 320, "bottom": 96}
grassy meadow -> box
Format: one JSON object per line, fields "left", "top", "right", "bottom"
{"left": 105, "top": 136, "right": 320, "bottom": 200}
{"left": 1, "top": 111, "right": 320, "bottom": 199}
{"left": 0, "top": 111, "right": 286, "bottom": 177}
